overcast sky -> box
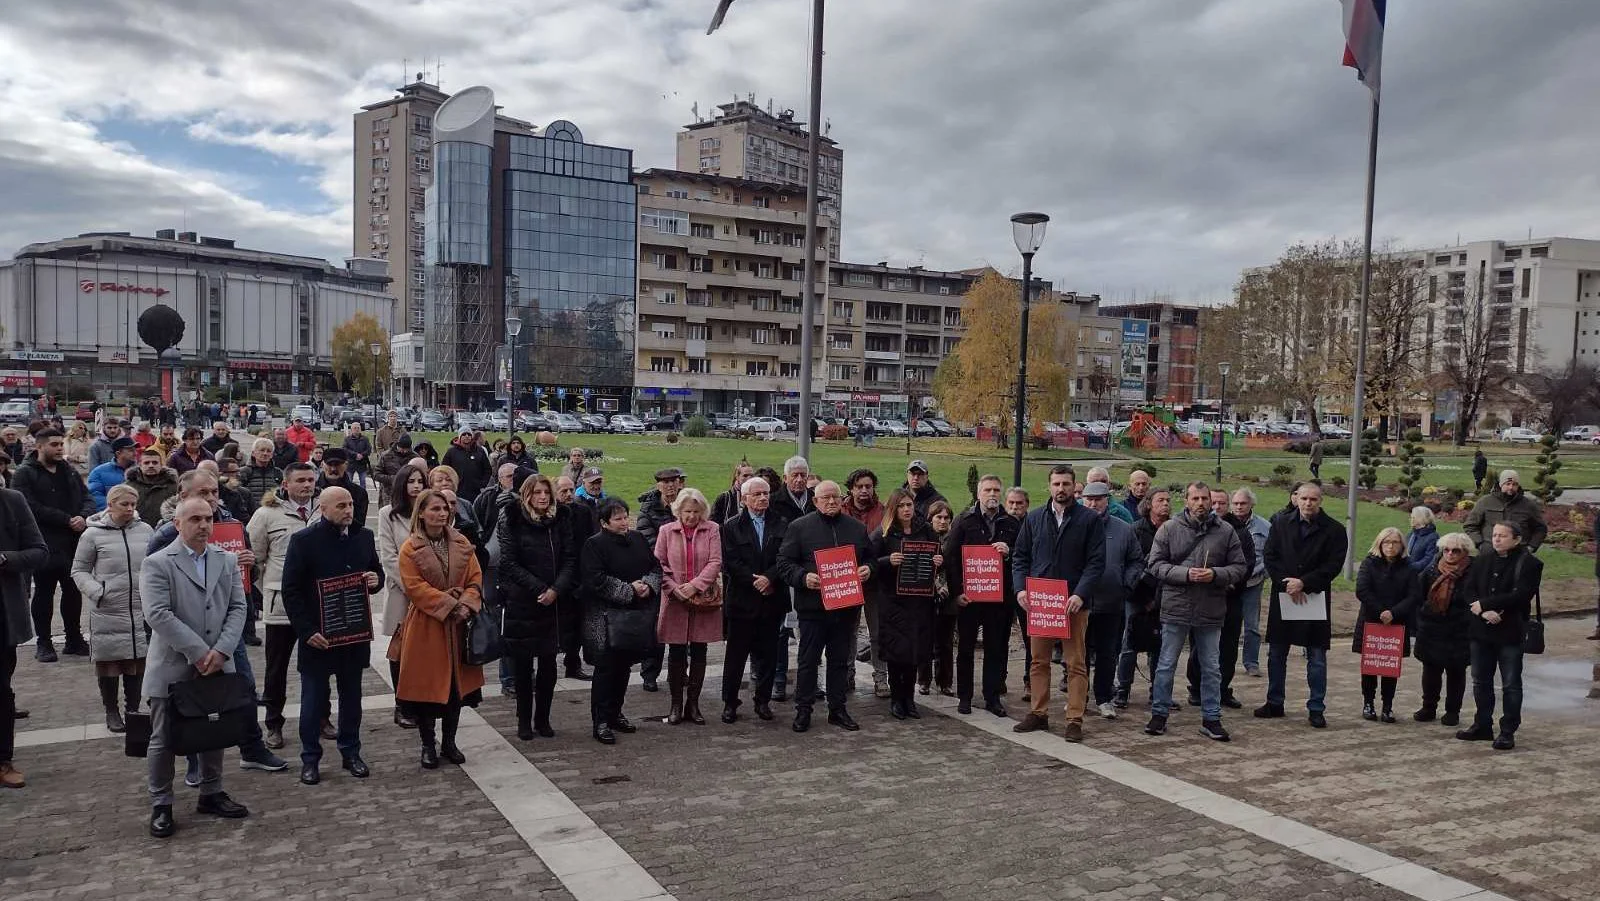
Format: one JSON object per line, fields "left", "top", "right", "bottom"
{"left": 2, "top": 0, "right": 1597, "bottom": 305}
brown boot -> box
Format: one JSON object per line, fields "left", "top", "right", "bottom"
{"left": 0, "top": 762, "right": 23, "bottom": 789}
{"left": 1013, "top": 713, "right": 1049, "bottom": 733}
{"left": 686, "top": 653, "right": 707, "bottom": 725}
{"left": 665, "top": 653, "right": 686, "bottom": 725}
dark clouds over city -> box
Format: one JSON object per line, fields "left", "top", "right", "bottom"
{"left": 2, "top": 0, "right": 1596, "bottom": 303}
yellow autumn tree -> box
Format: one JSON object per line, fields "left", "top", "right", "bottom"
{"left": 331, "top": 311, "right": 391, "bottom": 398}
{"left": 934, "top": 270, "right": 1070, "bottom": 433}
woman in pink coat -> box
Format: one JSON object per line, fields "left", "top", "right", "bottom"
{"left": 654, "top": 487, "right": 723, "bottom": 725}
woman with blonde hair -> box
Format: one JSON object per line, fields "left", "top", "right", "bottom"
{"left": 653, "top": 487, "right": 723, "bottom": 725}
{"left": 1353, "top": 526, "right": 1416, "bottom": 723}
{"left": 1409, "top": 531, "right": 1475, "bottom": 725}
{"left": 69, "top": 483, "right": 154, "bottom": 732}
{"left": 64, "top": 421, "right": 92, "bottom": 476}
{"left": 392, "top": 488, "right": 485, "bottom": 768}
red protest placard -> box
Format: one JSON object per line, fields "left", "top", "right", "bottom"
{"left": 1025, "top": 577, "right": 1072, "bottom": 638}
{"left": 1360, "top": 622, "right": 1406, "bottom": 678}
{"left": 961, "top": 545, "right": 1004, "bottom": 602}
{"left": 814, "top": 546, "right": 864, "bottom": 610}
{"left": 210, "top": 521, "right": 252, "bottom": 595}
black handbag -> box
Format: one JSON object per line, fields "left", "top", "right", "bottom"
{"left": 462, "top": 604, "right": 505, "bottom": 666}
{"left": 166, "top": 672, "right": 256, "bottom": 755}
{"left": 124, "top": 711, "right": 152, "bottom": 758}
{"left": 1523, "top": 590, "right": 1545, "bottom": 655}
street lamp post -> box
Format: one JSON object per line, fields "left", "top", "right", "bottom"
{"left": 1010, "top": 212, "right": 1049, "bottom": 488}
{"left": 1215, "top": 361, "right": 1231, "bottom": 484}
{"left": 368, "top": 342, "right": 382, "bottom": 410}
{"left": 505, "top": 315, "right": 522, "bottom": 439}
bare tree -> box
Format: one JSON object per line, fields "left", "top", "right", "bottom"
{"left": 1439, "top": 264, "right": 1516, "bottom": 445}
{"left": 1529, "top": 361, "right": 1600, "bottom": 435}
{"left": 1086, "top": 362, "right": 1117, "bottom": 422}
{"left": 1329, "top": 252, "right": 1431, "bottom": 440}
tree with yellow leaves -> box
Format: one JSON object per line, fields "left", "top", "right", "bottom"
{"left": 331, "top": 311, "right": 390, "bottom": 399}
{"left": 933, "top": 270, "right": 1070, "bottom": 434}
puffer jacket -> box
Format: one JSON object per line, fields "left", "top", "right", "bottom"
{"left": 245, "top": 490, "right": 315, "bottom": 627}
{"left": 1146, "top": 509, "right": 1248, "bottom": 629}
{"left": 69, "top": 510, "right": 154, "bottom": 662}
{"left": 238, "top": 463, "right": 284, "bottom": 509}
{"left": 499, "top": 501, "right": 577, "bottom": 657}
{"left": 375, "top": 504, "right": 414, "bottom": 636}
{"left": 1352, "top": 554, "right": 1416, "bottom": 655}
{"left": 635, "top": 489, "right": 675, "bottom": 545}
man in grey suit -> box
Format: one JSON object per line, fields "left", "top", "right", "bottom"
{"left": 141, "top": 497, "right": 253, "bottom": 838}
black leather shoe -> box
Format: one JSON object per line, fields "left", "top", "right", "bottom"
{"left": 1222, "top": 692, "right": 1243, "bottom": 710}
{"left": 341, "top": 756, "right": 371, "bottom": 778}
{"left": 903, "top": 700, "right": 921, "bottom": 719}
{"left": 890, "top": 700, "right": 907, "bottom": 720}
{"left": 610, "top": 715, "right": 637, "bottom": 734}
{"left": 985, "top": 698, "right": 1008, "bottom": 718}
{"left": 754, "top": 701, "right": 774, "bottom": 721}
{"left": 62, "top": 638, "right": 90, "bottom": 656}
{"left": 720, "top": 704, "right": 738, "bottom": 724}
{"left": 772, "top": 690, "right": 789, "bottom": 702}
{"left": 517, "top": 722, "right": 535, "bottom": 741}
{"left": 828, "top": 709, "right": 860, "bottom": 731}
{"left": 1308, "top": 712, "right": 1328, "bottom": 729}
{"left": 34, "top": 643, "right": 57, "bottom": 663}
{"left": 535, "top": 720, "right": 554, "bottom": 738}
{"left": 196, "top": 792, "right": 249, "bottom": 819}
{"left": 243, "top": 634, "right": 263, "bottom": 647}
{"left": 956, "top": 698, "right": 972, "bottom": 714}
{"left": 1253, "top": 703, "right": 1285, "bottom": 719}
{"left": 1456, "top": 724, "right": 1495, "bottom": 741}
{"left": 439, "top": 744, "right": 466, "bottom": 765}
{"left": 420, "top": 747, "right": 440, "bottom": 768}
{"left": 642, "top": 680, "right": 659, "bottom": 692}
{"left": 1187, "top": 693, "right": 1201, "bottom": 708}
{"left": 299, "top": 763, "right": 320, "bottom": 785}
{"left": 1492, "top": 733, "right": 1516, "bottom": 751}
{"left": 566, "top": 666, "right": 593, "bottom": 681}
{"left": 792, "top": 708, "right": 812, "bottom": 733}
{"left": 149, "top": 804, "right": 176, "bottom": 838}
{"left": 593, "top": 723, "right": 616, "bottom": 744}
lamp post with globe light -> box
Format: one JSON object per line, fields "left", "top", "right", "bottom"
{"left": 1010, "top": 212, "right": 1049, "bottom": 488}
{"left": 1216, "top": 361, "right": 1231, "bottom": 484}
{"left": 505, "top": 315, "right": 522, "bottom": 439}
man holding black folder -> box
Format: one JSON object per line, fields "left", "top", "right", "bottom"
{"left": 280, "top": 487, "right": 383, "bottom": 785}
{"left": 1011, "top": 465, "right": 1105, "bottom": 742}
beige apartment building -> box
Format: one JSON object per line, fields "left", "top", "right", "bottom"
{"left": 351, "top": 76, "right": 535, "bottom": 335}
{"left": 633, "top": 168, "right": 830, "bottom": 419}
{"left": 678, "top": 99, "right": 843, "bottom": 260}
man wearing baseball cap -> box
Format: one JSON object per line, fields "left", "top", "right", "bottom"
{"left": 576, "top": 468, "right": 607, "bottom": 506}
{"left": 88, "top": 437, "right": 139, "bottom": 510}
{"left": 315, "top": 448, "right": 368, "bottom": 526}
{"left": 442, "top": 426, "right": 492, "bottom": 503}
{"left": 901, "top": 461, "right": 946, "bottom": 520}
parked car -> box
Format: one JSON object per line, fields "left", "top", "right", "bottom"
{"left": 1318, "top": 425, "right": 1352, "bottom": 439}
{"left": 876, "top": 419, "right": 909, "bottom": 437}
{"left": 454, "top": 411, "right": 483, "bottom": 431}
{"left": 736, "top": 416, "right": 787, "bottom": 439}
{"left": 924, "top": 419, "right": 954, "bottom": 437}
{"left": 72, "top": 400, "right": 97, "bottom": 422}
{"left": 481, "top": 411, "right": 509, "bottom": 431}
{"left": 288, "top": 405, "right": 320, "bottom": 428}
{"left": 552, "top": 413, "right": 584, "bottom": 433}
{"left": 608, "top": 414, "right": 644, "bottom": 434}
{"left": 1561, "top": 425, "right": 1597, "bottom": 442}
{"left": 578, "top": 413, "right": 609, "bottom": 432}
{"left": 416, "top": 409, "right": 448, "bottom": 431}
{"left": 911, "top": 420, "right": 936, "bottom": 437}
{"left": 709, "top": 413, "right": 741, "bottom": 431}
{"left": 0, "top": 400, "right": 32, "bottom": 425}
{"left": 1499, "top": 427, "right": 1541, "bottom": 444}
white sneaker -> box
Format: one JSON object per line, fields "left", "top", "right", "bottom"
{"left": 1098, "top": 702, "right": 1118, "bottom": 720}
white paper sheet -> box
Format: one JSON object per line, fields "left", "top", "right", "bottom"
{"left": 1277, "top": 591, "right": 1328, "bottom": 622}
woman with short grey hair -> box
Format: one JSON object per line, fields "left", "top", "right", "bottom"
{"left": 70, "top": 483, "right": 154, "bottom": 733}
{"left": 1406, "top": 506, "right": 1439, "bottom": 571}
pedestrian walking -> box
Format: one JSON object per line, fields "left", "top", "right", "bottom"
{"left": 499, "top": 475, "right": 576, "bottom": 740}
{"left": 1258, "top": 481, "right": 1347, "bottom": 728}
{"left": 1410, "top": 532, "right": 1475, "bottom": 725}
{"left": 394, "top": 488, "right": 485, "bottom": 768}
{"left": 0, "top": 486, "right": 48, "bottom": 789}
{"left": 1457, "top": 522, "right": 1541, "bottom": 751}
{"left": 69, "top": 485, "right": 153, "bottom": 734}
{"left": 1308, "top": 438, "right": 1324, "bottom": 481}
{"left": 1472, "top": 449, "right": 1489, "bottom": 495}
{"left": 1353, "top": 528, "right": 1416, "bottom": 723}
{"left": 140, "top": 497, "right": 252, "bottom": 838}
{"left": 580, "top": 497, "right": 662, "bottom": 744}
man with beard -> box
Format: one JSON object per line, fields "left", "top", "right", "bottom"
{"left": 942, "top": 474, "right": 1019, "bottom": 717}
{"left": 1463, "top": 470, "right": 1547, "bottom": 554}
{"left": 315, "top": 448, "right": 369, "bottom": 527}
{"left": 441, "top": 427, "right": 492, "bottom": 502}
{"left": 127, "top": 448, "right": 181, "bottom": 527}
{"left": 775, "top": 480, "right": 874, "bottom": 733}
{"left": 900, "top": 461, "right": 945, "bottom": 520}
{"left": 1116, "top": 488, "right": 1172, "bottom": 709}
{"left": 1185, "top": 488, "right": 1256, "bottom": 710}
{"left": 11, "top": 428, "right": 95, "bottom": 660}
{"left": 247, "top": 462, "right": 319, "bottom": 750}
{"left": 1012, "top": 465, "right": 1104, "bottom": 742}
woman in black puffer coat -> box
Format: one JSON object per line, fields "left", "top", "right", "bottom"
{"left": 1352, "top": 527, "right": 1416, "bottom": 723}
{"left": 498, "top": 474, "right": 576, "bottom": 741}
{"left": 580, "top": 497, "right": 662, "bottom": 745}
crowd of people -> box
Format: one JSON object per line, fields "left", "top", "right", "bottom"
{"left": 0, "top": 405, "right": 1576, "bottom": 843}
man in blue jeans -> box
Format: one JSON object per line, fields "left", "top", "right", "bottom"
{"left": 1143, "top": 482, "right": 1248, "bottom": 741}
{"left": 1229, "top": 489, "right": 1272, "bottom": 677}
{"left": 1256, "top": 482, "right": 1346, "bottom": 728}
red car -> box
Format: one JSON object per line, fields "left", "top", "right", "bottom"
{"left": 74, "top": 401, "right": 98, "bottom": 421}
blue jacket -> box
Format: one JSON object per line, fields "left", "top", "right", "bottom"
{"left": 1011, "top": 500, "right": 1106, "bottom": 605}
{"left": 1406, "top": 524, "right": 1439, "bottom": 572}
{"left": 1089, "top": 513, "right": 1144, "bottom": 613}
{"left": 87, "top": 461, "right": 127, "bottom": 510}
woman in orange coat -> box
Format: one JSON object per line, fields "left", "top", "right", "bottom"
{"left": 392, "top": 488, "right": 485, "bottom": 769}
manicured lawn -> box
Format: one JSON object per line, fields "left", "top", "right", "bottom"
{"left": 345, "top": 430, "right": 1595, "bottom": 590}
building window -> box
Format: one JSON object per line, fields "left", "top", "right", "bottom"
{"left": 752, "top": 295, "right": 777, "bottom": 312}
{"left": 688, "top": 358, "right": 711, "bottom": 373}
{"left": 828, "top": 333, "right": 853, "bottom": 350}
{"left": 780, "top": 362, "right": 801, "bottom": 378}
{"left": 699, "top": 137, "right": 721, "bottom": 151}
{"left": 846, "top": 272, "right": 873, "bottom": 286}
{"left": 659, "top": 290, "right": 678, "bottom": 305}
{"left": 752, "top": 196, "right": 769, "bottom": 208}
{"left": 1522, "top": 268, "right": 1532, "bottom": 298}
{"left": 667, "top": 188, "right": 690, "bottom": 199}
{"left": 885, "top": 276, "right": 913, "bottom": 291}
{"left": 687, "top": 325, "right": 709, "bottom": 340}
{"left": 831, "top": 301, "right": 853, "bottom": 322}
{"left": 651, "top": 252, "right": 679, "bottom": 270}
{"left": 746, "top": 361, "right": 770, "bottom": 376}
{"left": 828, "top": 363, "right": 855, "bottom": 382}
{"left": 413, "top": 155, "right": 430, "bottom": 171}
{"left": 751, "top": 328, "right": 773, "bottom": 344}
{"left": 650, "top": 356, "right": 678, "bottom": 373}
{"left": 1530, "top": 246, "right": 1549, "bottom": 258}
{"left": 691, "top": 223, "right": 714, "bottom": 238}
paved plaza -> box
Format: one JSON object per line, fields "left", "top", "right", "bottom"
{"left": 3, "top": 613, "right": 1595, "bottom": 901}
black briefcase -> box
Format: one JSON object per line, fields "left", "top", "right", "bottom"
{"left": 166, "top": 673, "right": 256, "bottom": 755}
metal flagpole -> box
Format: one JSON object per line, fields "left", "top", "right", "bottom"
{"left": 1345, "top": 92, "right": 1380, "bottom": 578}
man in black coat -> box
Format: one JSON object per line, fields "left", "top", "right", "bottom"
{"left": 10, "top": 428, "right": 95, "bottom": 660}
{"left": 633, "top": 467, "right": 683, "bottom": 691}
{"left": 769, "top": 455, "right": 813, "bottom": 524}
{"left": 1258, "top": 481, "right": 1347, "bottom": 728}
{"left": 0, "top": 487, "right": 49, "bottom": 788}
{"left": 441, "top": 428, "right": 492, "bottom": 503}
{"left": 1011, "top": 465, "right": 1105, "bottom": 742}
{"left": 900, "top": 460, "right": 946, "bottom": 519}
{"left": 556, "top": 475, "right": 596, "bottom": 679}
{"left": 942, "top": 474, "right": 1020, "bottom": 717}
{"left": 775, "top": 479, "right": 874, "bottom": 733}
{"left": 271, "top": 427, "right": 300, "bottom": 470}
{"left": 719, "top": 476, "right": 790, "bottom": 723}
{"left": 315, "top": 448, "right": 369, "bottom": 527}
{"left": 280, "top": 487, "right": 383, "bottom": 784}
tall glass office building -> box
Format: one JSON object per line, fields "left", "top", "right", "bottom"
{"left": 503, "top": 122, "right": 636, "bottom": 408}
{"left": 425, "top": 86, "right": 496, "bottom": 388}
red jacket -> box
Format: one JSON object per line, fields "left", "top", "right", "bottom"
{"left": 285, "top": 424, "right": 318, "bottom": 462}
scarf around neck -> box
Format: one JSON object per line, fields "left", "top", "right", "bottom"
{"left": 1427, "top": 552, "right": 1469, "bottom": 614}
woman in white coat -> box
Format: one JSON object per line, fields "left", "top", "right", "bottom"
{"left": 70, "top": 483, "right": 154, "bottom": 733}
{"left": 378, "top": 462, "right": 427, "bottom": 728}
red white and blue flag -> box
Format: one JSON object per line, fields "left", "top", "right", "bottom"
{"left": 1340, "top": 0, "right": 1385, "bottom": 97}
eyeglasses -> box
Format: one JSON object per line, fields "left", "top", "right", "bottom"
{"left": 1442, "top": 548, "right": 1466, "bottom": 554}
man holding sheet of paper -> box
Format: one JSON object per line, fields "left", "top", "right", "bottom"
{"left": 1258, "top": 482, "right": 1347, "bottom": 728}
